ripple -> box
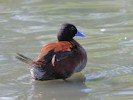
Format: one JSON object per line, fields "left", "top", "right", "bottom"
{"left": 85, "top": 72, "right": 106, "bottom": 81}
{"left": 12, "top": 15, "right": 48, "bottom": 23}
{"left": 12, "top": 25, "right": 49, "bottom": 34}
{"left": 121, "top": 38, "right": 133, "bottom": 47}
{"left": 17, "top": 74, "right": 31, "bottom": 84}
{"left": 81, "top": 88, "right": 92, "bottom": 93}
{"left": 0, "top": 97, "right": 17, "bottom": 100}
{"left": 0, "top": 55, "right": 7, "bottom": 61}
{"left": 108, "top": 66, "right": 133, "bottom": 75}
{"left": 85, "top": 64, "right": 133, "bottom": 83}
{"left": 103, "top": 65, "right": 133, "bottom": 78}
{"left": 0, "top": 19, "right": 8, "bottom": 22}
{"left": 117, "top": 91, "right": 133, "bottom": 95}
{"left": 22, "top": 0, "right": 42, "bottom": 4}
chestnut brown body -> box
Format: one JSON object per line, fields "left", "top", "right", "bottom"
{"left": 31, "top": 40, "right": 87, "bottom": 80}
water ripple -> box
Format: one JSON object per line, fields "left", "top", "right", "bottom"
{"left": 12, "top": 15, "right": 48, "bottom": 23}
{"left": 12, "top": 25, "right": 49, "bottom": 34}
{"left": 0, "top": 55, "right": 7, "bottom": 61}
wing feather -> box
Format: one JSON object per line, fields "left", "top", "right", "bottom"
{"left": 35, "top": 41, "right": 75, "bottom": 65}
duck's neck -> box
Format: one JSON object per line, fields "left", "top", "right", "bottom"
{"left": 70, "top": 39, "right": 80, "bottom": 46}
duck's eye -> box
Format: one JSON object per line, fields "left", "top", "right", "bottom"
{"left": 71, "top": 27, "right": 75, "bottom": 31}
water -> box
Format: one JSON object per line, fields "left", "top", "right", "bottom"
{"left": 0, "top": 0, "right": 133, "bottom": 100}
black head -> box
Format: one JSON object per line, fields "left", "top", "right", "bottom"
{"left": 57, "top": 23, "right": 78, "bottom": 41}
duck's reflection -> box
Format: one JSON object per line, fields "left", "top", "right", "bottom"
{"left": 29, "top": 73, "right": 88, "bottom": 100}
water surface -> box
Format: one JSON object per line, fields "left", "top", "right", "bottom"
{"left": 0, "top": 0, "right": 133, "bottom": 100}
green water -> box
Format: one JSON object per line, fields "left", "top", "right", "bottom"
{"left": 0, "top": 0, "right": 133, "bottom": 100}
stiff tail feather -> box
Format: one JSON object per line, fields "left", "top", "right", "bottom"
{"left": 16, "top": 53, "right": 34, "bottom": 65}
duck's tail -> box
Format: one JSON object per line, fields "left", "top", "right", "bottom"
{"left": 16, "top": 53, "right": 34, "bottom": 65}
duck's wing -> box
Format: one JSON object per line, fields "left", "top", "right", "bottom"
{"left": 34, "top": 41, "right": 77, "bottom": 66}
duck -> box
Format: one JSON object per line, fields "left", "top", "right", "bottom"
{"left": 16, "top": 23, "right": 87, "bottom": 81}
